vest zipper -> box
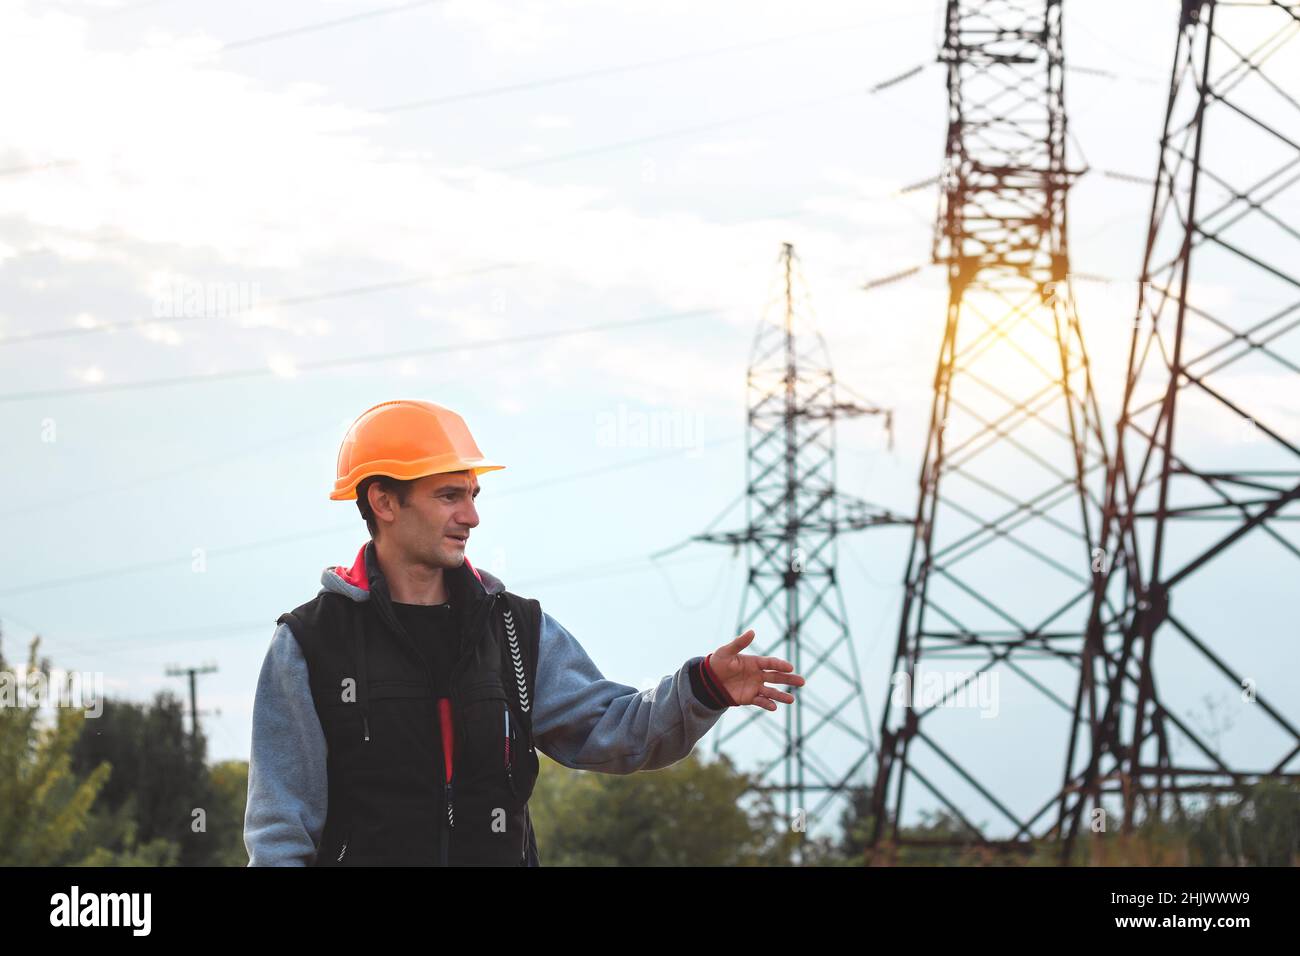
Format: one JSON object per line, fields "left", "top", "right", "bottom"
{"left": 336, "top": 837, "right": 349, "bottom": 864}
{"left": 442, "top": 592, "right": 497, "bottom": 866}
{"left": 442, "top": 774, "right": 455, "bottom": 867}
{"left": 438, "top": 697, "right": 455, "bottom": 866}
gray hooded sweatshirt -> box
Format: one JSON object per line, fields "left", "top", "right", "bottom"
{"left": 244, "top": 551, "right": 735, "bottom": 865}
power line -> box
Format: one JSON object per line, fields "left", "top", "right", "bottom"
{"left": 862, "top": 264, "right": 925, "bottom": 290}
{"left": 0, "top": 159, "right": 78, "bottom": 177}
{"left": 96, "top": 0, "right": 189, "bottom": 18}
{"left": 1063, "top": 55, "right": 1160, "bottom": 85}
{"left": 217, "top": 0, "right": 445, "bottom": 54}
{"left": 96, "top": 621, "right": 270, "bottom": 653}
{"left": 491, "top": 65, "right": 932, "bottom": 173}
{"left": 0, "top": 431, "right": 744, "bottom": 599}
{"left": 0, "top": 306, "right": 725, "bottom": 404}
{"left": 493, "top": 88, "right": 867, "bottom": 173}
{"left": 511, "top": 549, "right": 719, "bottom": 591}
{"left": 0, "top": 523, "right": 358, "bottom": 599}
{"left": 369, "top": 60, "right": 932, "bottom": 173}
{"left": 870, "top": 63, "right": 926, "bottom": 92}
{"left": 651, "top": 547, "right": 739, "bottom": 613}
{"left": 0, "top": 419, "right": 343, "bottom": 519}
{"left": 371, "top": 14, "right": 931, "bottom": 115}
{"left": 648, "top": 490, "right": 746, "bottom": 560}
{"left": 1, "top": 613, "right": 271, "bottom": 665}
{"left": 1, "top": 548, "right": 723, "bottom": 665}
{"left": 0, "top": 262, "right": 523, "bottom": 346}
{"left": 717, "top": 171, "right": 941, "bottom": 228}
{"left": 0, "top": 373, "right": 755, "bottom": 661}
{"left": 0, "top": 63, "right": 936, "bottom": 377}
{"left": 492, "top": 434, "right": 742, "bottom": 498}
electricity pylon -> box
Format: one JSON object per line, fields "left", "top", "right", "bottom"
{"left": 697, "top": 242, "right": 906, "bottom": 833}
{"left": 872, "top": 0, "right": 1111, "bottom": 853}
{"left": 1062, "top": 0, "right": 1300, "bottom": 855}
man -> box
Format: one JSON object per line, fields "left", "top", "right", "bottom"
{"left": 244, "top": 399, "right": 805, "bottom": 866}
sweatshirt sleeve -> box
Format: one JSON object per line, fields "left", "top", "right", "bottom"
{"left": 530, "top": 611, "right": 733, "bottom": 774}
{"left": 244, "top": 622, "right": 328, "bottom": 866}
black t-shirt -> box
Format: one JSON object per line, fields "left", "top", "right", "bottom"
{"left": 389, "top": 600, "right": 457, "bottom": 697}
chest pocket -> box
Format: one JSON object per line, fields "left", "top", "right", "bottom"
{"left": 456, "top": 677, "right": 538, "bottom": 804}
{"left": 367, "top": 680, "right": 437, "bottom": 743}
{"left": 318, "top": 680, "right": 433, "bottom": 735}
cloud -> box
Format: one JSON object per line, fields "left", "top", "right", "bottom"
{"left": 688, "top": 138, "right": 763, "bottom": 158}
{"left": 0, "top": 1, "right": 945, "bottom": 412}
{"left": 530, "top": 113, "right": 574, "bottom": 130}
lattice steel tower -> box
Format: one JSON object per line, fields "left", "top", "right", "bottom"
{"left": 1061, "top": 0, "right": 1300, "bottom": 853}
{"left": 697, "top": 243, "right": 904, "bottom": 831}
{"left": 872, "top": 0, "right": 1110, "bottom": 850}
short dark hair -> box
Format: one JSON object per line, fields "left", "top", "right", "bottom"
{"left": 356, "top": 474, "right": 417, "bottom": 538}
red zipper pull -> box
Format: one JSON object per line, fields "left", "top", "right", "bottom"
{"left": 504, "top": 704, "right": 512, "bottom": 768}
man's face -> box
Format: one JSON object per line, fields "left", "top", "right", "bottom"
{"left": 383, "top": 470, "right": 481, "bottom": 569}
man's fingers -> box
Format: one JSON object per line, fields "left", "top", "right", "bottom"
{"left": 726, "top": 629, "right": 756, "bottom": 653}
{"left": 761, "top": 686, "right": 795, "bottom": 705}
{"left": 749, "top": 686, "right": 793, "bottom": 709}
{"left": 754, "top": 656, "right": 794, "bottom": 673}
{"left": 760, "top": 670, "right": 805, "bottom": 687}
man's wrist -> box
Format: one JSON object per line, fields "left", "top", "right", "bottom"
{"left": 688, "top": 653, "right": 738, "bottom": 709}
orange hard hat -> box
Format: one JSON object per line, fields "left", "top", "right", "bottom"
{"left": 330, "top": 400, "right": 504, "bottom": 500}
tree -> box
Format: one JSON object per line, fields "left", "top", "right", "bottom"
{"left": 529, "top": 751, "right": 800, "bottom": 866}
{"left": 202, "top": 760, "right": 250, "bottom": 867}
{"left": 69, "top": 691, "right": 217, "bottom": 866}
{"left": 1173, "top": 781, "right": 1298, "bottom": 867}
{"left": 0, "top": 633, "right": 112, "bottom": 865}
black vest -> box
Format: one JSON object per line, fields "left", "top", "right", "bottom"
{"left": 278, "top": 543, "right": 542, "bottom": 866}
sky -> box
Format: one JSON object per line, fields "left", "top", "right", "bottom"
{"left": 2, "top": 0, "right": 1292, "bottom": 841}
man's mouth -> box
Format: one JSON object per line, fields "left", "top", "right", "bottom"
{"left": 446, "top": 534, "right": 468, "bottom": 545}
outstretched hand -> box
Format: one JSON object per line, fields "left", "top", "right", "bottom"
{"left": 708, "top": 629, "right": 805, "bottom": 711}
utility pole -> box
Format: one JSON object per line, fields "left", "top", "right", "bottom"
{"left": 166, "top": 661, "right": 218, "bottom": 750}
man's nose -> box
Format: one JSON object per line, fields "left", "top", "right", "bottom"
{"left": 456, "top": 499, "right": 480, "bottom": 529}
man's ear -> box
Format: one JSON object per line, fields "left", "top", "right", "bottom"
{"left": 367, "top": 482, "right": 396, "bottom": 526}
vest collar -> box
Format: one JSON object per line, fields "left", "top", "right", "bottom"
{"left": 323, "top": 540, "right": 506, "bottom": 602}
